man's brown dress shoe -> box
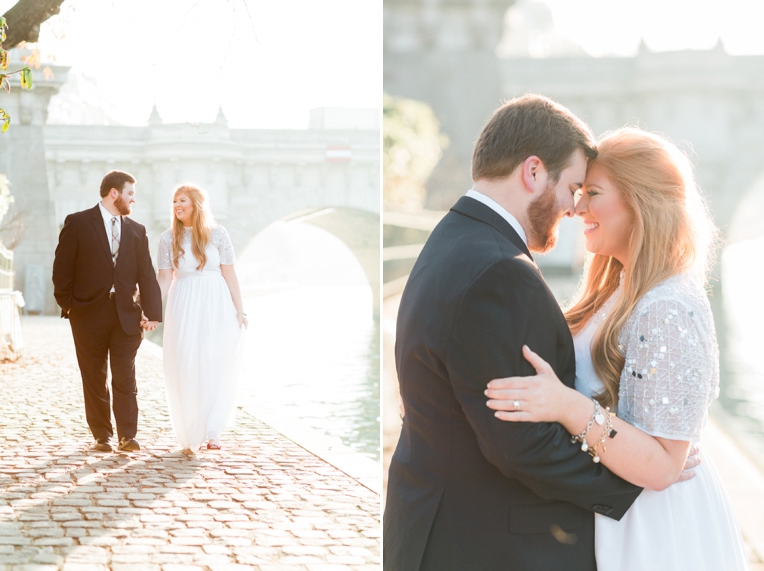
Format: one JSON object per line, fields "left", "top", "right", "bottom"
{"left": 118, "top": 437, "right": 140, "bottom": 452}
{"left": 92, "top": 439, "right": 112, "bottom": 452}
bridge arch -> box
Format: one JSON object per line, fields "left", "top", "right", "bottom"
{"left": 236, "top": 207, "right": 379, "bottom": 318}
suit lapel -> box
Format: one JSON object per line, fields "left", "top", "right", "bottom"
{"left": 116, "top": 216, "right": 134, "bottom": 269}
{"left": 450, "top": 196, "right": 534, "bottom": 261}
{"left": 90, "top": 205, "right": 113, "bottom": 265}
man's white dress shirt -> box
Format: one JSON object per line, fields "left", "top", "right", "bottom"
{"left": 98, "top": 202, "right": 120, "bottom": 293}
{"left": 465, "top": 189, "right": 528, "bottom": 247}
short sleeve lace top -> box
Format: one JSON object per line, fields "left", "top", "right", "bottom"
{"left": 157, "top": 225, "right": 236, "bottom": 271}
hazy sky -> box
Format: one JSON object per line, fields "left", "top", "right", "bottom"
{"left": 1, "top": 0, "right": 381, "bottom": 128}
{"left": 4, "top": 1, "right": 764, "bottom": 127}
{"left": 537, "top": 0, "right": 764, "bottom": 57}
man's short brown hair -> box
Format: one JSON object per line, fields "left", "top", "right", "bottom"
{"left": 471, "top": 94, "right": 597, "bottom": 183}
{"left": 100, "top": 170, "right": 136, "bottom": 198}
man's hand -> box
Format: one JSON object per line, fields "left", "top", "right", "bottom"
{"left": 674, "top": 444, "right": 701, "bottom": 484}
{"left": 140, "top": 318, "right": 158, "bottom": 331}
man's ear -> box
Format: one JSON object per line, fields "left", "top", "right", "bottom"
{"left": 109, "top": 187, "right": 119, "bottom": 200}
{"left": 521, "top": 155, "right": 547, "bottom": 195}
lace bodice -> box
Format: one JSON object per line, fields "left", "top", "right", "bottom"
{"left": 157, "top": 225, "right": 236, "bottom": 274}
{"left": 574, "top": 272, "right": 719, "bottom": 442}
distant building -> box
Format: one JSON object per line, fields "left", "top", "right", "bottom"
{"left": 384, "top": 0, "right": 764, "bottom": 268}
{"left": 0, "top": 59, "right": 380, "bottom": 314}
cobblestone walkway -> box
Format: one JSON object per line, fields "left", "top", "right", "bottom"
{"left": 0, "top": 317, "right": 380, "bottom": 571}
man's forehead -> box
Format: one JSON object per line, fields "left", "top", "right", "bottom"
{"left": 563, "top": 154, "right": 587, "bottom": 180}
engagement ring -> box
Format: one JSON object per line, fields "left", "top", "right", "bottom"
{"left": 513, "top": 400, "right": 521, "bottom": 411}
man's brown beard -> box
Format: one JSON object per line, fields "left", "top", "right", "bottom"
{"left": 114, "top": 194, "right": 131, "bottom": 216}
{"left": 527, "top": 182, "right": 564, "bottom": 253}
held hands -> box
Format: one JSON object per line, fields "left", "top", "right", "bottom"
{"left": 140, "top": 313, "right": 158, "bottom": 331}
{"left": 485, "top": 345, "right": 572, "bottom": 423}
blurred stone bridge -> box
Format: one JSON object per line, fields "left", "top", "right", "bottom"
{"left": 384, "top": 0, "right": 764, "bottom": 265}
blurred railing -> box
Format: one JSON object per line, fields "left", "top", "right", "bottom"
{"left": 0, "top": 243, "right": 25, "bottom": 361}
{"left": 382, "top": 210, "right": 446, "bottom": 298}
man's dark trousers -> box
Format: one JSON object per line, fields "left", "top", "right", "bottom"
{"left": 69, "top": 294, "right": 142, "bottom": 442}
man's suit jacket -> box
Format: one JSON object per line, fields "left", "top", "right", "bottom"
{"left": 52, "top": 204, "right": 162, "bottom": 336}
{"left": 383, "top": 197, "right": 642, "bottom": 571}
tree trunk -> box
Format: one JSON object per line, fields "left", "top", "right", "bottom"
{"left": 2, "top": 0, "right": 66, "bottom": 49}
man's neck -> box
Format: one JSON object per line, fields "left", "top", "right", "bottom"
{"left": 100, "top": 199, "right": 120, "bottom": 217}
{"left": 471, "top": 179, "right": 530, "bottom": 237}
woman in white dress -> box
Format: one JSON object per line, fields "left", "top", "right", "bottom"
{"left": 485, "top": 128, "right": 749, "bottom": 571}
{"left": 157, "top": 184, "right": 247, "bottom": 452}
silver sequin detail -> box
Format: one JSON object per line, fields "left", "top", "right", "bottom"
{"left": 615, "top": 272, "right": 719, "bottom": 441}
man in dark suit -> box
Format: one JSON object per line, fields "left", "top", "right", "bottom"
{"left": 52, "top": 170, "right": 162, "bottom": 453}
{"left": 384, "top": 95, "right": 643, "bottom": 571}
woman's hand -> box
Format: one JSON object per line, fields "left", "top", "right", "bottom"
{"left": 237, "top": 312, "right": 249, "bottom": 330}
{"left": 485, "top": 345, "right": 576, "bottom": 423}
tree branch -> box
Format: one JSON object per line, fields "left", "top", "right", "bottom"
{"left": 2, "top": 0, "right": 66, "bottom": 49}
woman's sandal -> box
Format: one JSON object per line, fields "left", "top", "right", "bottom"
{"left": 206, "top": 442, "right": 222, "bottom": 450}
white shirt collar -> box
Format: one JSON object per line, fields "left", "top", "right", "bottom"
{"left": 98, "top": 201, "right": 121, "bottom": 226}
{"left": 465, "top": 189, "right": 527, "bottom": 246}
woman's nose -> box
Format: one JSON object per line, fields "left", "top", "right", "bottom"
{"left": 575, "top": 197, "right": 586, "bottom": 216}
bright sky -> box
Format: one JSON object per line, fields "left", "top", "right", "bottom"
{"left": 4, "top": 1, "right": 764, "bottom": 127}
{"left": 1, "top": 0, "right": 381, "bottom": 128}
{"left": 539, "top": 0, "right": 764, "bottom": 56}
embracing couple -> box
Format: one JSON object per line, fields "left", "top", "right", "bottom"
{"left": 384, "top": 95, "right": 749, "bottom": 570}
{"left": 52, "top": 170, "right": 247, "bottom": 454}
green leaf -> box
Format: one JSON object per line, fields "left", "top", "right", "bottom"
{"left": 21, "top": 67, "right": 32, "bottom": 90}
{"left": 0, "top": 16, "right": 6, "bottom": 28}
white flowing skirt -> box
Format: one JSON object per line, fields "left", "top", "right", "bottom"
{"left": 596, "top": 445, "right": 749, "bottom": 571}
{"left": 163, "top": 273, "right": 245, "bottom": 450}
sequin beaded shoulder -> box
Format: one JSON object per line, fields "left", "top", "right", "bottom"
{"left": 631, "top": 273, "right": 711, "bottom": 318}
{"left": 210, "top": 225, "right": 236, "bottom": 265}
{"left": 617, "top": 272, "right": 719, "bottom": 441}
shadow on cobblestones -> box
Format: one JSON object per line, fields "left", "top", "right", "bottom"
{"left": 0, "top": 317, "right": 380, "bottom": 570}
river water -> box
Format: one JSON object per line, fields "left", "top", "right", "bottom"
{"left": 237, "top": 287, "right": 380, "bottom": 461}
{"left": 234, "top": 220, "right": 380, "bottom": 462}
{"left": 714, "top": 236, "right": 764, "bottom": 460}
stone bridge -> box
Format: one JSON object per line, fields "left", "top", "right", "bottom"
{"left": 384, "top": 0, "right": 764, "bottom": 265}
{"left": 0, "top": 62, "right": 380, "bottom": 314}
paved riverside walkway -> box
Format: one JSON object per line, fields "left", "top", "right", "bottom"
{"left": 0, "top": 317, "right": 380, "bottom": 571}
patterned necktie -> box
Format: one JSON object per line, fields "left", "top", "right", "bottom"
{"left": 111, "top": 217, "right": 119, "bottom": 265}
